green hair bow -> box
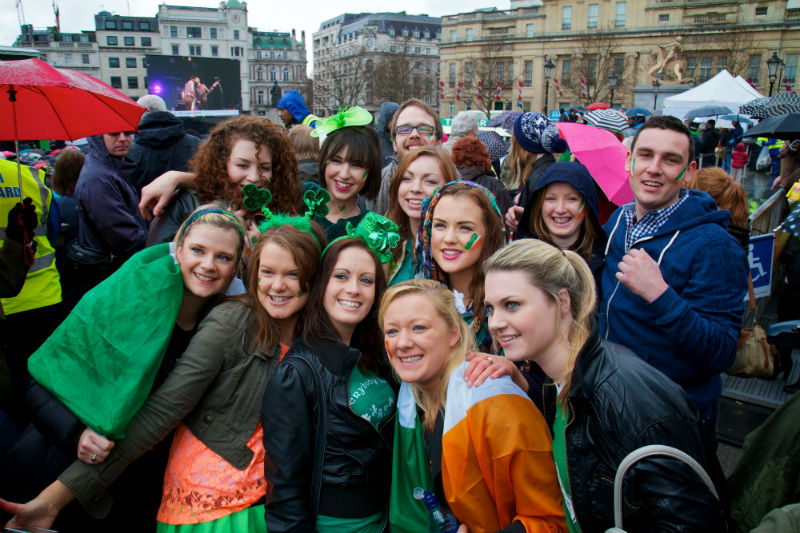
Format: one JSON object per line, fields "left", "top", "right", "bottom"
{"left": 322, "top": 211, "right": 400, "bottom": 264}
{"left": 311, "top": 106, "right": 373, "bottom": 138}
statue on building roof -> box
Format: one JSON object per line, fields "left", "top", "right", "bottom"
{"left": 647, "top": 36, "right": 692, "bottom": 83}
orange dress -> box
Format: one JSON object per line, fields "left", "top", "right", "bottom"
{"left": 156, "top": 344, "right": 289, "bottom": 525}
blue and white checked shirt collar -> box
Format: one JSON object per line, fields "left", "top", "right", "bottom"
{"left": 623, "top": 188, "right": 689, "bottom": 250}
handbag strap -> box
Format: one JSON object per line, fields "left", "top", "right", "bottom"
{"left": 747, "top": 273, "right": 756, "bottom": 312}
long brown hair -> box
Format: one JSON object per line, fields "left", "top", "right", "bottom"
{"left": 191, "top": 115, "right": 302, "bottom": 214}
{"left": 302, "top": 239, "right": 387, "bottom": 372}
{"left": 688, "top": 167, "right": 748, "bottom": 229}
{"left": 239, "top": 222, "right": 327, "bottom": 352}
{"left": 530, "top": 183, "right": 603, "bottom": 261}
{"left": 386, "top": 147, "right": 457, "bottom": 266}
{"left": 507, "top": 133, "right": 540, "bottom": 189}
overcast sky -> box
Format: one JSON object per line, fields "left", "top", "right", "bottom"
{"left": 3, "top": 0, "right": 505, "bottom": 73}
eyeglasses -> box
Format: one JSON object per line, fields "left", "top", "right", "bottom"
{"left": 108, "top": 131, "right": 135, "bottom": 138}
{"left": 395, "top": 124, "right": 435, "bottom": 136}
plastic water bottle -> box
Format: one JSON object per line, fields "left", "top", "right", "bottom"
{"left": 422, "top": 490, "right": 459, "bottom": 533}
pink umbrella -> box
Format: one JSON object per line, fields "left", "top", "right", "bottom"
{"left": 585, "top": 102, "right": 611, "bottom": 111}
{"left": 557, "top": 122, "right": 633, "bottom": 206}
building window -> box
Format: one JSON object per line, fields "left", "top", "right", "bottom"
{"left": 105, "top": 21, "right": 116, "bottom": 30}
{"left": 81, "top": 53, "right": 89, "bottom": 65}
{"left": 562, "top": 6, "right": 572, "bottom": 30}
{"left": 189, "top": 45, "right": 201, "bottom": 56}
{"left": 234, "top": 30, "right": 240, "bottom": 40}
{"left": 524, "top": 60, "right": 533, "bottom": 86}
{"left": 496, "top": 62, "right": 505, "bottom": 84}
{"left": 785, "top": 54, "right": 799, "bottom": 83}
{"left": 465, "top": 100, "right": 472, "bottom": 110}
{"left": 270, "top": 68, "right": 277, "bottom": 81}
{"left": 526, "top": 23, "right": 534, "bottom": 37}
{"left": 170, "top": 26, "right": 177, "bottom": 38}
{"left": 389, "top": 28, "right": 395, "bottom": 37}
{"left": 257, "top": 90, "right": 265, "bottom": 105}
{"left": 231, "top": 46, "right": 243, "bottom": 56}
{"left": 659, "top": 13, "right": 670, "bottom": 23}
{"left": 283, "top": 51, "right": 288, "bottom": 59}
{"left": 587, "top": 57, "right": 598, "bottom": 85}
{"left": 186, "top": 26, "right": 202, "bottom": 38}
{"left": 426, "top": 47, "right": 431, "bottom": 55}
{"left": 413, "top": 30, "right": 420, "bottom": 38}
{"left": 139, "top": 21, "right": 150, "bottom": 31}
{"left": 390, "top": 45, "right": 397, "bottom": 52}
{"left": 283, "top": 67, "right": 290, "bottom": 81}
{"left": 465, "top": 62, "right": 473, "bottom": 85}
{"left": 210, "top": 27, "right": 217, "bottom": 39}
{"left": 109, "top": 57, "right": 120, "bottom": 68}
{"left": 110, "top": 76, "right": 122, "bottom": 88}
{"left": 615, "top": 2, "right": 626, "bottom": 27}
{"left": 106, "top": 36, "right": 118, "bottom": 45}
{"left": 64, "top": 53, "right": 73, "bottom": 65}
{"left": 270, "top": 51, "right": 275, "bottom": 59}
{"left": 755, "top": 6, "right": 767, "bottom": 16}
{"left": 211, "top": 45, "right": 218, "bottom": 57}
{"left": 698, "top": 56, "right": 712, "bottom": 81}
{"left": 587, "top": 4, "right": 598, "bottom": 28}
{"left": 449, "top": 101, "right": 455, "bottom": 118}
{"left": 123, "top": 36, "right": 134, "bottom": 46}
{"left": 402, "top": 29, "right": 409, "bottom": 37}
{"left": 141, "top": 37, "right": 151, "bottom": 46}
{"left": 127, "top": 76, "right": 138, "bottom": 89}
{"left": 613, "top": 56, "right": 624, "bottom": 77}
{"left": 125, "top": 57, "right": 136, "bottom": 68}
{"left": 562, "top": 59, "right": 571, "bottom": 84}
{"left": 122, "top": 21, "right": 133, "bottom": 30}
{"left": 449, "top": 62, "right": 456, "bottom": 87}
{"left": 747, "top": 54, "right": 761, "bottom": 82}
{"left": 415, "top": 46, "right": 421, "bottom": 54}
{"left": 716, "top": 56, "right": 727, "bottom": 74}
{"left": 424, "top": 31, "right": 430, "bottom": 39}
{"left": 466, "top": 28, "right": 473, "bottom": 41}
{"left": 171, "top": 44, "right": 179, "bottom": 55}
{"left": 257, "top": 66, "right": 264, "bottom": 80}
{"left": 450, "top": 30, "right": 457, "bottom": 42}
{"left": 685, "top": 57, "right": 697, "bottom": 79}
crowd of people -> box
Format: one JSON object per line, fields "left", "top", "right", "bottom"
{"left": 0, "top": 88, "right": 795, "bottom": 533}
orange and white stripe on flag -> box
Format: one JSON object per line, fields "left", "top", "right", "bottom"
{"left": 441, "top": 361, "right": 567, "bottom": 533}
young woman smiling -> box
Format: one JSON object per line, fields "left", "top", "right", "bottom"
{"left": 261, "top": 214, "right": 399, "bottom": 533}
{"left": 467, "top": 239, "right": 725, "bottom": 533}
{"left": 146, "top": 116, "right": 302, "bottom": 246}
{"left": 385, "top": 146, "right": 456, "bottom": 285}
{"left": 416, "top": 181, "right": 506, "bottom": 352}
{"left": 381, "top": 279, "right": 567, "bottom": 533}
{"left": 515, "top": 162, "right": 605, "bottom": 274}
{"left": 3, "top": 216, "right": 328, "bottom": 533}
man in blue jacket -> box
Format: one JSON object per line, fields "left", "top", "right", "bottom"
{"left": 277, "top": 89, "right": 318, "bottom": 130}
{"left": 598, "top": 116, "right": 747, "bottom": 438}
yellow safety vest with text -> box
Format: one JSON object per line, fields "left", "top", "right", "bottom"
{"left": 0, "top": 159, "right": 62, "bottom": 315}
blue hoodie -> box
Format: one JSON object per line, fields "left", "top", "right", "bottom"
{"left": 598, "top": 189, "right": 747, "bottom": 418}
{"left": 277, "top": 90, "right": 312, "bottom": 124}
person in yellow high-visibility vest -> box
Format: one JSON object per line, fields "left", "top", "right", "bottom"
{"left": 0, "top": 158, "right": 64, "bottom": 427}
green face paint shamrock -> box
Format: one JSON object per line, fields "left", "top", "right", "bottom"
{"left": 303, "top": 189, "right": 331, "bottom": 218}
{"left": 242, "top": 183, "right": 272, "bottom": 212}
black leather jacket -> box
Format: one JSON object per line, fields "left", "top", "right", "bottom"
{"left": 261, "top": 336, "right": 395, "bottom": 533}
{"left": 558, "top": 328, "right": 725, "bottom": 533}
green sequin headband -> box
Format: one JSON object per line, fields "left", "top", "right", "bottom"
{"left": 311, "top": 105, "right": 373, "bottom": 138}
{"left": 241, "top": 183, "right": 331, "bottom": 249}
{"left": 321, "top": 212, "right": 400, "bottom": 264}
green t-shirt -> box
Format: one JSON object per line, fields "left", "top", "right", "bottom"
{"left": 553, "top": 400, "right": 582, "bottom": 533}
{"left": 349, "top": 363, "right": 395, "bottom": 429}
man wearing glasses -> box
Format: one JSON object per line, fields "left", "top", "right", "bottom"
{"left": 71, "top": 131, "right": 148, "bottom": 291}
{"left": 364, "top": 98, "right": 443, "bottom": 214}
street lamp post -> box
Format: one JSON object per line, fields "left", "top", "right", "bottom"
{"left": 608, "top": 71, "right": 618, "bottom": 108}
{"left": 767, "top": 52, "right": 782, "bottom": 96}
{"left": 543, "top": 58, "right": 555, "bottom": 115}
{"left": 652, "top": 78, "right": 661, "bottom": 110}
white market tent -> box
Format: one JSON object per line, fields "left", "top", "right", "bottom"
{"left": 662, "top": 70, "right": 765, "bottom": 120}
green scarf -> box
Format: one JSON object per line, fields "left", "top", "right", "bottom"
{"left": 389, "top": 382, "right": 434, "bottom": 533}
{"left": 28, "top": 243, "right": 184, "bottom": 439}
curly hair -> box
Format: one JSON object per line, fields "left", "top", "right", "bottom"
{"left": 451, "top": 136, "right": 492, "bottom": 172}
{"left": 191, "top": 116, "right": 301, "bottom": 215}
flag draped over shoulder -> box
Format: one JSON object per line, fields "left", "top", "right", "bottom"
{"left": 442, "top": 362, "right": 567, "bottom": 533}
{"left": 389, "top": 382, "right": 433, "bottom": 533}
{"left": 28, "top": 243, "right": 184, "bottom": 439}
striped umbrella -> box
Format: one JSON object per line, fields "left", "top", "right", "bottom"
{"left": 764, "top": 92, "right": 800, "bottom": 118}
{"left": 739, "top": 97, "right": 770, "bottom": 119}
{"left": 584, "top": 109, "right": 629, "bottom": 134}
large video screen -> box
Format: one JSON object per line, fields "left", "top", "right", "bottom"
{"left": 146, "top": 55, "right": 241, "bottom": 111}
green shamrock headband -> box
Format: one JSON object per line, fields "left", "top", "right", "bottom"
{"left": 311, "top": 106, "right": 373, "bottom": 138}
{"left": 241, "top": 184, "right": 331, "bottom": 249}
{"left": 321, "top": 212, "right": 400, "bottom": 264}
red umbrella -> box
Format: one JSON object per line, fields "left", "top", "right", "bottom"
{"left": 557, "top": 122, "right": 633, "bottom": 206}
{"left": 1, "top": 57, "right": 145, "bottom": 196}
{"left": 585, "top": 102, "right": 611, "bottom": 111}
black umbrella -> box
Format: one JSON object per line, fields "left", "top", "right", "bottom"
{"left": 743, "top": 113, "right": 800, "bottom": 140}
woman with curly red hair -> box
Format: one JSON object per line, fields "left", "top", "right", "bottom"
{"left": 147, "top": 116, "right": 303, "bottom": 246}
{"left": 451, "top": 136, "right": 513, "bottom": 216}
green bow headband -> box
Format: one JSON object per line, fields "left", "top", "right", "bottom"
{"left": 311, "top": 106, "right": 373, "bottom": 138}
{"left": 241, "top": 184, "right": 331, "bottom": 248}
{"left": 322, "top": 211, "right": 400, "bottom": 264}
